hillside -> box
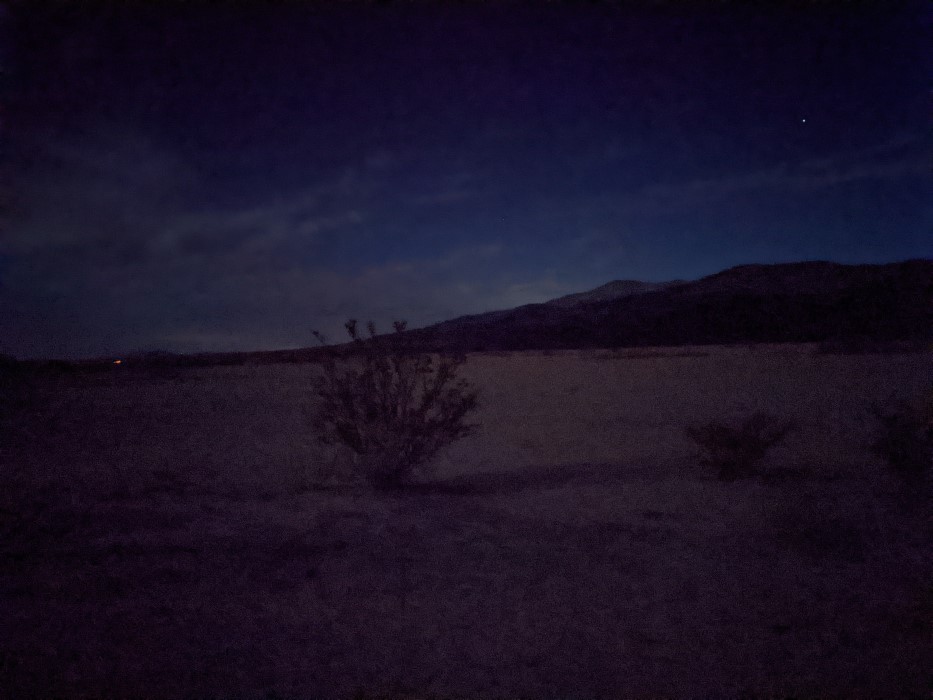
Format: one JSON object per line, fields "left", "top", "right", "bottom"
{"left": 404, "top": 259, "right": 933, "bottom": 352}
{"left": 31, "top": 259, "right": 930, "bottom": 370}
{"left": 544, "top": 279, "right": 682, "bottom": 308}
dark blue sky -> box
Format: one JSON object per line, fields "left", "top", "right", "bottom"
{"left": 4, "top": 1, "right": 932, "bottom": 358}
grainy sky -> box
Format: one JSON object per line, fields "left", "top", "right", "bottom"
{"left": 3, "top": 1, "right": 932, "bottom": 359}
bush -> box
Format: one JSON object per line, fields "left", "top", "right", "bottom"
{"left": 870, "top": 390, "right": 933, "bottom": 485}
{"left": 310, "top": 320, "right": 478, "bottom": 489}
{"left": 686, "top": 411, "right": 796, "bottom": 481}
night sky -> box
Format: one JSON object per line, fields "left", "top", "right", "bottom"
{"left": 4, "top": 1, "right": 932, "bottom": 359}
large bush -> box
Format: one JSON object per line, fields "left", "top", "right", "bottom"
{"left": 310, "top": 320, "right": 478, "bottom": 489}
{"left": 870, "top": 388, "right": 933, "bottom": 487}
{"left": 686, "top": 411, "right": 796, "bottom": 481}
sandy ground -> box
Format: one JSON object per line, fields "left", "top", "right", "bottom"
{"left": 1, "top": 344, "right": 931, "bottom": 698}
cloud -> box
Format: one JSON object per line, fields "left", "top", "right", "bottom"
{"left": 0, "top": 124, "right": 385, "bottom": 356}
{"left": 410, "top": 188, "right": 476, "bottom": 206}
{"left": 153, "top": 199, "right": 365, "bottom": 262}
{"left": 405, "top": 166, "right": 481, "bottom": 207}
{"left": 632, "top": 136, "right": 932, "bottom": 209}
{"left": 7, "top": 123, "right": 374, "bottom": 277}
{"left": 2, "top": 195, "right": 519, "bottom": 355}
{"left": 7, "top": 122, "right": 384, "bottom": 270}
{"left": 5, "top": 126, "right": 198, "bottom": 257}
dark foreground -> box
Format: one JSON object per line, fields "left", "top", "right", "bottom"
{"left": 3, "top": 466, "right": 931, "bottom": 698}
{"left": 2, "top": 349, "right": 931, "bottom": 697}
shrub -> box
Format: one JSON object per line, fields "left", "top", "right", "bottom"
{"left": 310, "top": 320, "right": 478, "bottom": 489}
{"left": 870, "top": 390, "right": 933, "bottom": 485}
{"left": 686, "top": 411, "right": 796, "bottom": 481}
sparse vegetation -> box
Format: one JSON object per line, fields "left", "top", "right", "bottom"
{"left": 3, "top": 346, "right": 931, "bottom": 696}
{"left": 870, "top": 389, "right": 933, "bottom": 486}
{"left": 686, "top": 411, "right": 796, "bottom": 481}
{"left": 310, "top": 320, "right": 478, "bottom": 489}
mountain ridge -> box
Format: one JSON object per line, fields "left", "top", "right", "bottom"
{"left": 28, "top": 259, "right": 931, "bottom": 367}
{"left": 544, "top": 279, "right": 684, "bottom": 308}
{"left": 403, "top": 259, "right": 933, "bottom": 353}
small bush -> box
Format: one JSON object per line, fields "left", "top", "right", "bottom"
{"left": 686, "top": 411, "right": 796, "bottom": 481}
{"left": 870, "top": 390, "right": 933, "bottom": 485}
{"left": 310, "top": 320, "right": 478, "bottom": 489}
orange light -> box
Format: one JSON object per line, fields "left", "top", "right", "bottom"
{"left": 113, "top": 359, "right": 122, "bottom": 365}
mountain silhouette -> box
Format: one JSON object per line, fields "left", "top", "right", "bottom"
{"left": 404, "top": 259, "right": 933, "bottom": 352}
{"left": 51, "top": 259, "right": 931, "bottom": 369}
{"left": 544, "top": 280, "right": 683, "bottom": 308}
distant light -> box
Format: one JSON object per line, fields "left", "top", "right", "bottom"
{"left": 113, "top": 359, "right": 122, "bottom": 365}
{"left": 801, "top": 118, "right": 807, "bottom": 123}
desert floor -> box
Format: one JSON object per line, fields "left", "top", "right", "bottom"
{"left": 2, "top": 344, "right": 931, "bottom": 698}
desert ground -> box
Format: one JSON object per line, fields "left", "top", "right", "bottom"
{"left": 2, "top": 344, "right": 931, "bottom": 698}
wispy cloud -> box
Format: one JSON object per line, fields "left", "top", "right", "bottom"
{"left": 407, "top": 168, "right": 481, "bottom": 207}
{"left": 3, "top": 147, "right": 521, "bottom": 356}
{"left": 2, "top": 125, "right": 387, "bottom": 356}
{"left": 410, "top": 188, "right": 476, "bottom": 206}
{"left": 8, "top": 125, "right": 375, "bottom": 278}
{"left": 633, "top": 136, "right": 931, "bottom": 209}
{"left": 154, "top": 200, "right": 365, "bottom": 261}
{"left": 5, "top": 126, "right": 198, "bottom": 257}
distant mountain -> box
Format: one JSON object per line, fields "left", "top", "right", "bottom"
{"left": 403, "top": 260, "right": 933, "bottom": 352}
{"left": 51, "top": 259, "right": 932, "bottom": 370}
{"left": 544, "top": 280, "right": 683, "bottom": 308}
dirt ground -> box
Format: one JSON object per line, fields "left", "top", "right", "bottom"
{"left": 2, "top": 344, "right": 931, "bottom": 698}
